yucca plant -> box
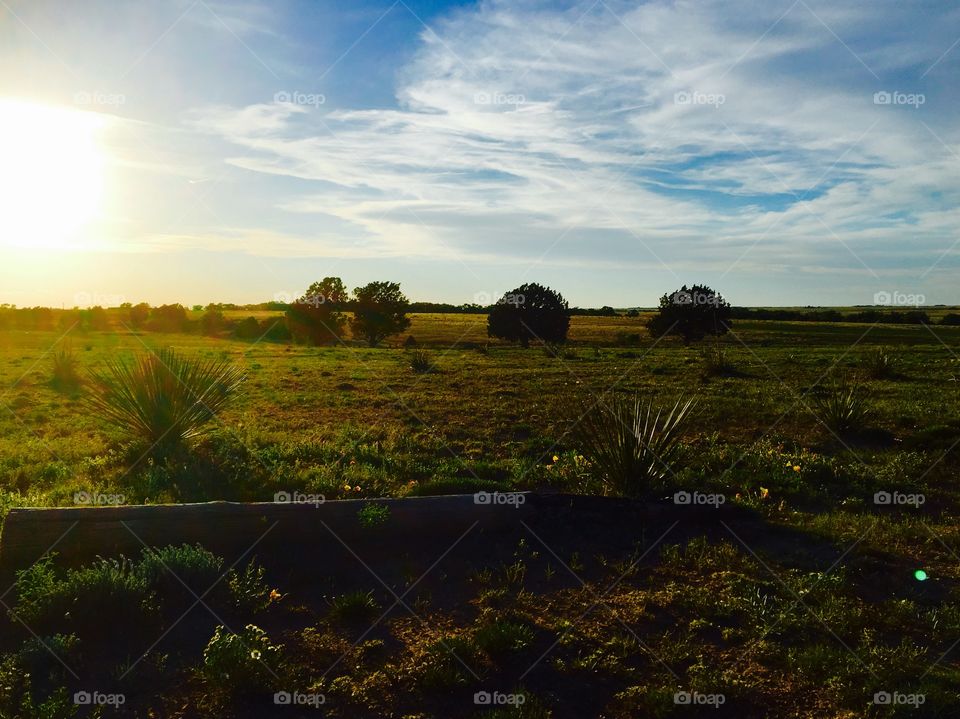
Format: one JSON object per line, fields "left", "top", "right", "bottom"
{"left": 813, "top": 380, "right": 872, "bottom": 434}
{"left": 51, "top": 345, "right": 81, "bottom": 392}
{"left": 862, "top": 346, "right": 899, "bottom": 379}
{"left": 87, "top": 347, "right": 244, "bottom": 450}
{"left": 410, "top": 349, "right": 434, "bottom": 374}
{"left": 571, "top": 394, "right": 697, "bottom": 498}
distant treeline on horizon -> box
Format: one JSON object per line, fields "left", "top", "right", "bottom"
{"left": 0, "top": 301, "right": 958, "bottom": 338}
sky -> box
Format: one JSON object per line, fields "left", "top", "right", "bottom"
{"left": 0, "top": 0, "right": 958, "bottom": 308}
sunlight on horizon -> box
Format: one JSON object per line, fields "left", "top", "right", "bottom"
{"left": 0, "top": 98, "right": 105, "bottom": 251}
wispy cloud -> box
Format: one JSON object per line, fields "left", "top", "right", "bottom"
{"left": 184, "top": 0, "right": 957, "bottom": 292}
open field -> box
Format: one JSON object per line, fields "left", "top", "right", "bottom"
{"left": 0, "top": 313, "right": 959, "bottom": 717}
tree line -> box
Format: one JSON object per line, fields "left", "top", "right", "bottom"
{"left": 0, "top": 280, "right": 955, "bottom": 345}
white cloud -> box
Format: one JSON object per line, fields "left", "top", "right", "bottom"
{"left": 185, "top": 0, "right": 959, "bottom": 288}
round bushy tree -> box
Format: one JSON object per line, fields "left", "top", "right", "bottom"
{"left": 646, "top": 284, "right": 732, "bottom": 343}
{"left": 487, "top": 283, "right": 570, "bottom": 348}
{"left": 285, "top": 277, "right": 348, "bottom": 345}
{"left": 349, "top": 281, "right": 411, "bottom": 347}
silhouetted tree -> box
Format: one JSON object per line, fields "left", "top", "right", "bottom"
{"left": 349, "top": 281, "right": 411, "bottom": 347}
{"left": 129, "top": 302, "right": 150, "bottom": 329}
{"left": 285, "top": 277, "right": 348, "bottom": 345}
{"left": 487, "top": 283, "right": 570, "bottom": 348}
{"left": 201, "top": 305, "right": 227, "bottom": 336}
{"left": 646, "top": 284, "right": 731, "bottom": 343}
{"left": 148, "top": 304, "right": 188, "bottom": 333}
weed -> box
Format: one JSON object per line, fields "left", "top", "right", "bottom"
{"left": 328, "top": 591, "right": 380, "bottom": 624}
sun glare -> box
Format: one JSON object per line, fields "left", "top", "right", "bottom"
{"left": 0, "top": 98, "right": 105, "bottom": 250}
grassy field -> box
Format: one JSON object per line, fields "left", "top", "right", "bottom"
{"left": 0, "top": 313, "right": 959, "bottom": 717}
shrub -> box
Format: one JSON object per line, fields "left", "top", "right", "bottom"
{"left": 487, "top": 283, "right": 570, "bottom": 348}
{"left": 87, "top": 347, "right": 245, "bottom": 450}
{"left": 228, "top": 560, "right": 279, "bottom": 614}
{"left": 814, "top": 380, "right": 872, "bottom": 434}
{"left": 647, "top": 284, "right": 732, "bottom": 343}
{"left": 410, "top": 349, "right": 433, "bottom": 374}
{"left": 137, "top": 544, "right": 224, "bottom": 613}
{"left": 570, "top": 394, "right": 697, "bottom": 498}
{"left": 12, "top": 555, "right": 155, "bottom": 644}
{"left": 203, "top": 623, "right": 282, "bottom": 693}
{"left": 50, "top": 346, "right": 81, "bottom": 392}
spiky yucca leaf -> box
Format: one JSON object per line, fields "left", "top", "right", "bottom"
{"left": 573, "top": 394, "right": 697, "bottom": 498}
{"left": 814, "top": 380, "right": 872, "bottom": 434}
{"left": 87, "top": 347, "right": 244, "bottom": 448}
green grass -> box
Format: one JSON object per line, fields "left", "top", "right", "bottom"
{"left": 0, "top": 314, "right": 959, "bottom": 716}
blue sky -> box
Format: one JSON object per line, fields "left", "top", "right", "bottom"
{"left": 0, "top": 0, "right": 958, "bottom": 307}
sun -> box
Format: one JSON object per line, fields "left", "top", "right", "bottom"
{"left": 0, "top": 98, "right": 106, "bottom": 250}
